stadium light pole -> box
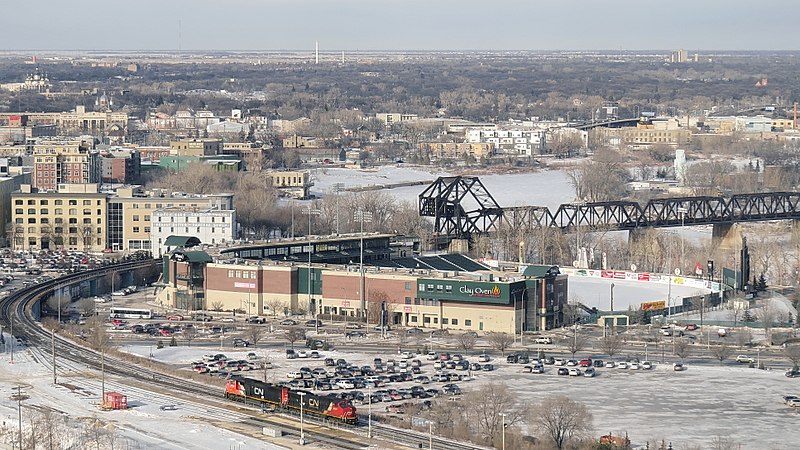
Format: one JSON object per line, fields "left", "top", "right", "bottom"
{"left": 354, "top": 210, "right": 373, "bottom": 320}
{"left": 332, "top": 182, "right": 345, "bottom": 235}
{"left": 303, "top": 207, "right": 321, "bottom": 332}
{"left": 500, "top": 412, "right": 507, "bottom": 450}
{"left": 298, "top": 392, "right": 306, "bottom": 445}
{"left": 367, "top": 385, "right": 372, "bottom": 439}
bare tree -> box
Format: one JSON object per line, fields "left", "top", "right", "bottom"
{"left": 34, "top": 408, "right": 67, "bottom": 450}
{"left": 266, "top": 298, "right": 285, "bottom": 318}
{"left": 183, "top": 327, "right": 198, "bottom": 347}
{"left": 566, "top": 329, "right": 587, "bottom": 357}
{"left": 462, "top": 383, "right": 526, "bottom": 444}
{"left": 757, "top": 300, "right": 778, "bottom": 339}
{"left": 734, "top": 328, "right": 753, "bottom": 349}
{"left": 85, "top": 316, "right": 111, "bottom": 350}
{"left": 673, "top": 338, "right": 692, "bottom": 360}
{"left": 486, "top": 332, "right": 514, "bottom": 356}
{"left": 599, "top": 334, "right": 623, "bottom": 358}
{"left": 457, "top": 333, "right": 477, "bottom": 352}
{"left": 247, "top": 326, "right": 266, "bottom": 346}
{"left": 284, "top": 327, "right": 305, "bottom": 349}
{"left": 784, "top": 345, "right": 800, "bottom": 369}
{"left": 76, "top": 298, "right": 95, "bottom": 318}
{"left": 533, "top": 396, "right": 593, "bottom": 450}
{"left": 211, "top": 301, "right": 224, "bottom": 312}
{"left": 711, "top": 343, "right": 733, "bottom": 363}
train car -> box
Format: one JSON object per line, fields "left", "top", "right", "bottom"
{"left": 225, "top": 375, "right": 357, "bottom": 424}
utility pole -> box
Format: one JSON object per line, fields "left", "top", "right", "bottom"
{"left": 101, "top": 347, "right": 105, "bottom": 401}
{"left": 52, "top": 329, "right": 56, "bottom": 385}
{"left": 303, "top": 207, "right": 321, "bottom": 332}
{"left": 10, "top": 314, "right": 13, "bottom": 364}
{"left": 332, "top": 183, "right": 344, "bottom": 235}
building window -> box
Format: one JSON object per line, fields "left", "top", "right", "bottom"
{"left": 423, "top": 316, "right": 431, "bottom": 324}
{"left": 27, "top": 208, "right": 35, "bottom": 214}
{"left": 40, "top": 200, "right": 48, "bottom": 205}
{"left": 68, "top": 237, "right": 77, "bottom": 245}
{"left": 133, "top": 227, "right": 140, "bottom": 233}
{"left": 464, "top": 319, "right": 472, "bottom": 326}
{"left": 68, "top": 200, "right": 77, "bottom": 206}
{"left": 15, "top": 208, "right": 22, "bottom": 214}
{"left": 133, "top": 215, "right": 139, "bottom": 221}
{"left": 451, "top": 319, "right": 458, "bottom": 325}
{"left": 144, "top": 227, "right": 150, "bottom": 233}
{"left": 83, "top": 218, "right": 91, "bottom": 224}
{"left": 14, "top": 200, "right": 22, "bottom": 205}
{"left": 144, "top": 215, "right": 150, "bottom": 221}
{"left": 405, "top": 282, "right": 412, "bottom": 290}
{"left": 27, "top": 200, "right": 34, "bottom": 205}
{"left": 27, "top": 218, "right": 36, "bottom": 224}
{"left": 83, "top": 200, "right": 91, "bottom": 206}
{"left": 69, "top": 209, "right": 77, "bottom": 215}
{"left": 83, "top": 209, "right": 91, "bottom": 215}
{"left": 442, "top": 318, "right": 449, "bottom": 325}
{"left": 55, "top": 218, "right": 62, "bottom": 224}
{"left": 410, "top": 316, "right": 418, "bottom": 323}
{"left": 68, "top": 218, "right": 76, "bottom": 224}
{"left": 55, "top": 208, "right": 62, "bottom": 215}
{"left": 405, "top": 297, "right": 411, "bottom": 304}
{"left": 55, "top": 200, "right": 62, "bottom": 205}
{"left": 69, "top": 227, "right": 77, "bottom": 234}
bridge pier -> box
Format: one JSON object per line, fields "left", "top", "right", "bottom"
{"left": 712, "top": 223, "right": 741, "bottom": 251}
{"left": 792, "top": 220, "right": 800, "bottom": 247}
{"left": 448, "top": 239, "right": 470, "bottom": 255}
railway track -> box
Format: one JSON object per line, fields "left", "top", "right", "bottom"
{"left": 0, "top": 260, "right": 489, "bottom": 450}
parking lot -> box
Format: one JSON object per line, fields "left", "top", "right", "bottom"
{"left": 117, "top": 331, "right": 800, "bottom": 449}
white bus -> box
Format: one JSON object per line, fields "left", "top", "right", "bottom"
{"left": 109, "top": 307, "right": 152, "bottom": 319}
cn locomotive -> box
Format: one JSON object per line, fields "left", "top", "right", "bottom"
{"left": 225, "top": 375, "right": 357, "bottom": 424}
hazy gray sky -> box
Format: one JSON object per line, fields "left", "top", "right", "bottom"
{"left": 1, "top": 0, "right": 796, "bottom": 51}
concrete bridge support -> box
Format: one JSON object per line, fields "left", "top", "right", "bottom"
{"left": 792, "top": 220, "right": 800, "bottom": 247}
{"left": 712, "top": 223, "right": 741, "bottom": 251}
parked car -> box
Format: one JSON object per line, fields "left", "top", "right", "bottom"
{"left": 534, "top": 337, "right": 553, "bottom": 344}
{"left": 233, "top": 338, "right": 251, "bottom": 348}
{"left": 557, "top": 367, "right": 569, "bottom": 376}
{"left": 442, "top": 384, "right": 462, "bottom": 395}
{"left": 280, "top": 319, "right": 297, "bottom": 326}
{"left": 604, "top": 361, "right": 616, "bottom": 368}
{"left": 783, "top": 395, "right": 799, "bottom": 404}
{"left": 685, "top": 324, "right": 699, "bottom": 331}
{"left": 641, "top": 361, "right": 653, "bottom": 370}
{"left": 583, "top": 367, "right": 596, "bottom": 377}
{"left": 286, "top": 349, "right": 298, "bottom": 359}
{"left": 531, "top": 364, "right": 545, "bottom": 374}
{"left": 167, "top": 314, "right": 184, "bottom": 321}
{"left": 735, "top": 355, "right": 756, "bottom": 364}
{"left": 785, "top": 369, "right": 800, "bottom": 378}
{"left": 478, "top": 354, "right": 491, "bottom": 362}
{"left": 406, "top": 328, "right": 423, "bottom": 335}
{"left": 592, "top": 359, "right": 605, "bottom": 368}
{"left": 673, "top": 362, "right": 686, "bottom": 371}
{"left": 568, "top": 368, "right": 582, "bottom": 376}
{"left": 482, "top": 364, "right": 494, "bottom": 371}
{"left": 579, "top": 358, "right": 592, "bottom": 367}
{"left": 426, "top": 352, "right": 439, "bottom": 360}
{"left": 787, "top": 399, "right": 800, "bottom": 408}
{"left": 305, "top": 319, "right": 323, "bottom": 327}
{"left": 245, "top": 316, "right": 266, "bottom": 324}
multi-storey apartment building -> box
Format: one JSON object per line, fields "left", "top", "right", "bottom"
{"left": 32, "top": 139, "right": 101, "bottom": 191}
{"left": 466, "top": 128, "right": 546, "bottom": 156}
{"left": 418, "top": 142, "right": 494, "bottom": 160}
{"left": 11, "top": 184, "right": 107, "bottom": 251}
{"left": 150, "top": 202, "right": 237, "bottom": 257}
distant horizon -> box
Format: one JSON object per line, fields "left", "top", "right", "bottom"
{"left": 1, "top": 0, "right": 796, "bottom": 52}
{"left": 0, "top": 48, "right": 796, "bottom": 54}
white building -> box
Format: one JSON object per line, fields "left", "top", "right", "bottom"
{"left": 466, "top": 128, "right": 546, "bottom": 156}
{"left": 150, "top": 196, "right": 237, "bottom": 256}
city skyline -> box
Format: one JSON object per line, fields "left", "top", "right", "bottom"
{"left": 0, "top": 0, "right": 797, "bottom": 52}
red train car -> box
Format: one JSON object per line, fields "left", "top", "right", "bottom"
{"left": 225, "top": 375, "right": 357, "bottom": 424}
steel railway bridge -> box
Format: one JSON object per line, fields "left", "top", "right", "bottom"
{"left": 418, "top": 176, "right": 800, "bottom": 243}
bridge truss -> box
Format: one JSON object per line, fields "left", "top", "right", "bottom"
{"left": 418, "top": 177, "right": 800, "bottom": 239}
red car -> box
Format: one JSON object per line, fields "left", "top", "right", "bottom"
{"left": 579, "top": 358, "right": 592, "bottom": 367}
{"left": 685, "top": 324, "right": 699, "bottom": 331}
{"left": 159, "top": 329, "right": 173, "bottom": 337}
{"left": 167, "top": 315, "right": 184, "bottom": 321}
{"left": 111, "top": 319, "right": 126, "bottom": 326}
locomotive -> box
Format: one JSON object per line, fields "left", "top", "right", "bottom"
{"left": 225, "top": 375, "right": 358, "bottom": 424}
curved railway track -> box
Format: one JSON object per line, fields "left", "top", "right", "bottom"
{"left": 0, "top": 260, "right": 487, "bottom": 450}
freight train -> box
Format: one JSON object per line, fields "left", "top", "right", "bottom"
{"left": 225, "top": 375, "right": 358, "bottom": 424}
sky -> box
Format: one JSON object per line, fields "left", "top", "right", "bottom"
{"left": 1, "top": 0, "right": 797, "bottom": 51}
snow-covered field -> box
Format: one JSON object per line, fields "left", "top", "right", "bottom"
{"left": 123, "top": 340, "right": 800, "bottom": 449}
{"left": 569, "top": 277, "right": 705, "bottom": 312}
{"left": 0, "top": 336, "right": 287, "bottom": 449}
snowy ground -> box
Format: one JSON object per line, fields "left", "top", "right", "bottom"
{"left": 569, "top": 277, "right": 705, "bottom": 312}
{"left": 0, "top": 334, "right": 291, "bottom": 449}
{"left": 124, "top": 339, "right": 800, "bottom": 450}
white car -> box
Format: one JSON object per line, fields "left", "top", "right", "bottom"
{"left": 478, "top": 354, "right": 491, "bottom": 362}
{"left": 401, "top": 351, "right": 415, "bottom": 359}
{"left": 604, "top": 361, "right": 616, "bottom": 368}
{"left": 554, "top": 358, "right": 566, "bottom": 366}
{"left": 297, "top": 351, "right": 309, "bottom": 358}
{"left": 92, "top": 296, "right": 107, "bottom": 303}
{"left": 641, "top": 361, "right": 653, "bottom": 370}
{"left": 735, "top": 355, "right": 755, "bottom": 364}
{"left": 617, "top": 362, "right": 629, "bottom": 369}
{"left": 629, "top": 362, "right": 640, "bottom": 370}
{"left": 788, "top": 399, "right": 800, "bottom": 408}
{"left": 673, "top": 363, "right": 687, "bottom": 371}
{"left": 336, "top": 380, "right": 355, "bottom": 389}
{"left": 534, "top": 337, "right": 553, "bottom": 344}
{"left": 568, "top": 368, "right": 582, "bottom": 376}
{"left": 426, "top": 352, "right": 439, "bottom": 361}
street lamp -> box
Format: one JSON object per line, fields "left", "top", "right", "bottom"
{"left": 354, "top": 210, "right": 373, "bottom": 320}
{"left": 303, "top": 207, "right": 321, "bottom": 333}
{"left": 367, "top": 385, "right": 372, "bottom": 439}
{"left": 298, "top": 392, "right": 307, "bottom": 445}
{"left": 677, "top": 207, "right": 687, "bottom": 275}
{"left": 610, "top": 283, "right": 615, "bottom": 312}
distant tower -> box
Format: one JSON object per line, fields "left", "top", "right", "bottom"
{"left": 315, "top": 41, "right": 319, "bottom": 64}
{"left": 341, "top": 50, "right": 345, "bottom": 64}
{"left": 674, "top": 149, "right": 687, "bottom": 184}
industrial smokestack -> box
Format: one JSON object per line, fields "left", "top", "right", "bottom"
{"left": 315, "top": 41, "right": 319, "bottom": 64}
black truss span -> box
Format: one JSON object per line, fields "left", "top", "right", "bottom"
{"left": 419, "top": 177, "right": 800, "bottom": 238}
